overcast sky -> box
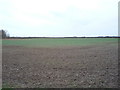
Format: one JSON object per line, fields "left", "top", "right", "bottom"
{"left": 0, "top": 0, "right": 119, "bottom": 37}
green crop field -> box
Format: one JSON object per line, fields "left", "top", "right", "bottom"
{"left": 2, "top": 38, "right": 118, "bottom": 48}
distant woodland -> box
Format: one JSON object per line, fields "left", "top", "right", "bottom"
{"left": 0, "top": 29, "right": 119, "bottom": 39}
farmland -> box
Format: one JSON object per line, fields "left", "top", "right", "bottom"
{"left": 2, "top": 38, "right": 118, "bottom": 88}
{"left": 2, "top": 38, "right": 118, "bottom": 47}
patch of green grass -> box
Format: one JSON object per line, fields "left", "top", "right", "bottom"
{"left": 2, "top": 38, "right": 118, "bottom": 48}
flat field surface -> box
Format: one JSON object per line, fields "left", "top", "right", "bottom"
{"left": 2, "top": 38, "right": 118, "bottom": 88}
{"left": 2, "top": 38, "right": 118, "bottom": 47}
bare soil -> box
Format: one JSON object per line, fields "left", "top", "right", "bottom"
{"left": 2, "top": 43, "right": 118, "bottom": 88}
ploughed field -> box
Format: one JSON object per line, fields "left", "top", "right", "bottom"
{"left": 2, "top": 38, "right": 118, "bottom": 88}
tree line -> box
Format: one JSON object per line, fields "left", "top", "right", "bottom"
{"left": 0, "top": 29, "right": 119, "bottom": 39}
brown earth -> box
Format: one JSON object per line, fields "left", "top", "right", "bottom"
{"left": 2, "top": 43, "right": 118, "bottom": 88}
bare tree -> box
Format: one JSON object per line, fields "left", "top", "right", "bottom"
{"left": 0, "top": 29, "right": 9, "bottom": 39}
